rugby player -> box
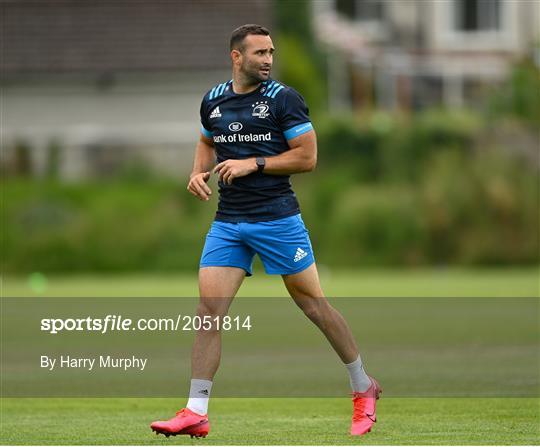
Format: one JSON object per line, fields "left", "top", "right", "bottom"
{"left": 150, "top": 24, "right": 380, "bottom": 439}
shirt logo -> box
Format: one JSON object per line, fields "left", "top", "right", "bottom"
{"left": 228, "top": 122, "right": 243, "bottom": 132}
{"left": 210, "top": 106, "right": 222, "bottom": 119}
{"left": 252, "top": 101, "right": 269, "bottom": 119}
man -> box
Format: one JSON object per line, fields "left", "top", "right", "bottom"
{"left": 150, "top": 24, "right": 380, "bottom": 439}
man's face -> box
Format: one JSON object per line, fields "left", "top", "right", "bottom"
{"left": 235, "top": 34, "right": 274, "bottom": 83}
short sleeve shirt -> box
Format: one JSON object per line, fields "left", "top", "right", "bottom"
{"left": 199, "top": 79, "right": 313, "bottom": 222}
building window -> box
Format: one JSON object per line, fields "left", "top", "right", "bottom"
{"left": 336, "top": 0, "right": 385, "bottom": 22}
{"left": 454, "top": 0, "right": 501, "bottom": 31}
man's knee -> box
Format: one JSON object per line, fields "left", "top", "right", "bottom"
{"left": 196, "top": 298, "right": 228, "bottom": 319}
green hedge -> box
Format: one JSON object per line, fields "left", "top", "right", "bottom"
{"left": 1, "top": 179, "right": 212, "bottom": 273}
{"left": 315, "top": 109, "right": 482, "bottom": 182}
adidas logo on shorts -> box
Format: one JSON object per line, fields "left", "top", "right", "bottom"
{"left": 210, "top": 106, "right": 222, "bottom": 119}
{"left": 293, "top": 247, "right": 308, "bottom": 262}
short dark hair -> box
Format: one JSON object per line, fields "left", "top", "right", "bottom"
{"left": 230, "top": 24, "right": 270, "bottom": 51}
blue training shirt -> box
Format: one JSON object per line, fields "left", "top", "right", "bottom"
{"left": 200, "top": 78, "right": 314, "bottom": 223}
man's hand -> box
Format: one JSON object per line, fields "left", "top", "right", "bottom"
{"left": 187, "top": 172, "right": 212, "bottom": 201}
{"left": 214, "top": 158, "right": 257, "bottom": 185}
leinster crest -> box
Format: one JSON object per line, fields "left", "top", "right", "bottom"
{"left": 252, "top": 101, "right": 270, "bottom": 119}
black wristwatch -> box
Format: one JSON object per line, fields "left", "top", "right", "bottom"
{"left": 256, "top": 157, "right": 266, "bottom": 173}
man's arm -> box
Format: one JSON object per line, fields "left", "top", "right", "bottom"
{"left": 187, "top": 134, "right": 215, "bottom": 201}
{"left": 214, "top": 129, "right": 317, "bottom": 185}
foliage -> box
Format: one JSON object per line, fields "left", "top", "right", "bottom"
{"left": 274, "top": 0, "right": 313, "bottom": 43}
{"left": 2, "top": 140, "right": 537, "bottom": 273}
{"left": 275, "top": 34, "right": 327, "bottom": 114}
{"left": 1, "top": 178, "right": 212, "bottom": 273}
{"left": 3, "top": 101, "right": 538, "bottom": 273}
{"left": 488, "top": 58, "right": 540, "bottom": 126}
{"left": 315, "top": 109, "right": 483, "bottom": 182}
{"left": 274, "top": 0, "right": 327, "bottom": 113}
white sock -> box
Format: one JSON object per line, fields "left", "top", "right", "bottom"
{"left": 345, "top": 355, "right": 371, "bottom": 392}
{"left": 186, "top": 379, "right": 212, "bottom": 415}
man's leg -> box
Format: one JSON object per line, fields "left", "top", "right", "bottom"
{"left": 188, "top": 220, "right": 253, "bottom": 415}
{"left": 282, "top": 262, "right": 381, "bottom": 436}
{"left": 150, "top": 266, "right": 245, "bottom": 437}
{"left": 186, "top": 267, "right": 245, "bottom": 415}
{"left": 245, "top": 215, "right": 372, "bottom": 389}
{"left": 191, "top": 266, "right": 246, "bottom": 380}
{"left": 282, "top": 263, "right": 359, "bottom": 364}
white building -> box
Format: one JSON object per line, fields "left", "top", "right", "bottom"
{"left": 314, "top": 0, "right": 540, "bottom": 110}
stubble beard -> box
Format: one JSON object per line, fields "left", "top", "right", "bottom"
{"left": 241, "top": 61, "right": 270, "bottom": 85}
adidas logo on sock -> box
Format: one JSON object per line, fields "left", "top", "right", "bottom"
{"left": 199, "top": 389, "right": 209, "bottom": 395}
{"left": 293, "top": 247, "right": 308, "bottom": 262}
{"left": 210, "top": 106, "right": 222, "bottom": 119}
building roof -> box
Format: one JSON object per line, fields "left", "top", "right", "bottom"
{"left": 1, "top": 0, "right": 273, "bottom": 74}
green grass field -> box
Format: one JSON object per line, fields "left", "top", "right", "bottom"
{"left": 3, "top": 267, "right": 539, "bottom": 297}
{"left": 1, "top": 269, "right": 539, "bottom": 445}
{"left": 1, "top": 397, "right": 539, "bottom": 445}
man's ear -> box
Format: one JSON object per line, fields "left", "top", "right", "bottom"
{"left": 231, "top": 49, "right": 242, "bottom": 66}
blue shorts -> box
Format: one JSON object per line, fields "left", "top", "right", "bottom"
{"left": 200, "top": 214, "right": 315, "bottom": 276}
